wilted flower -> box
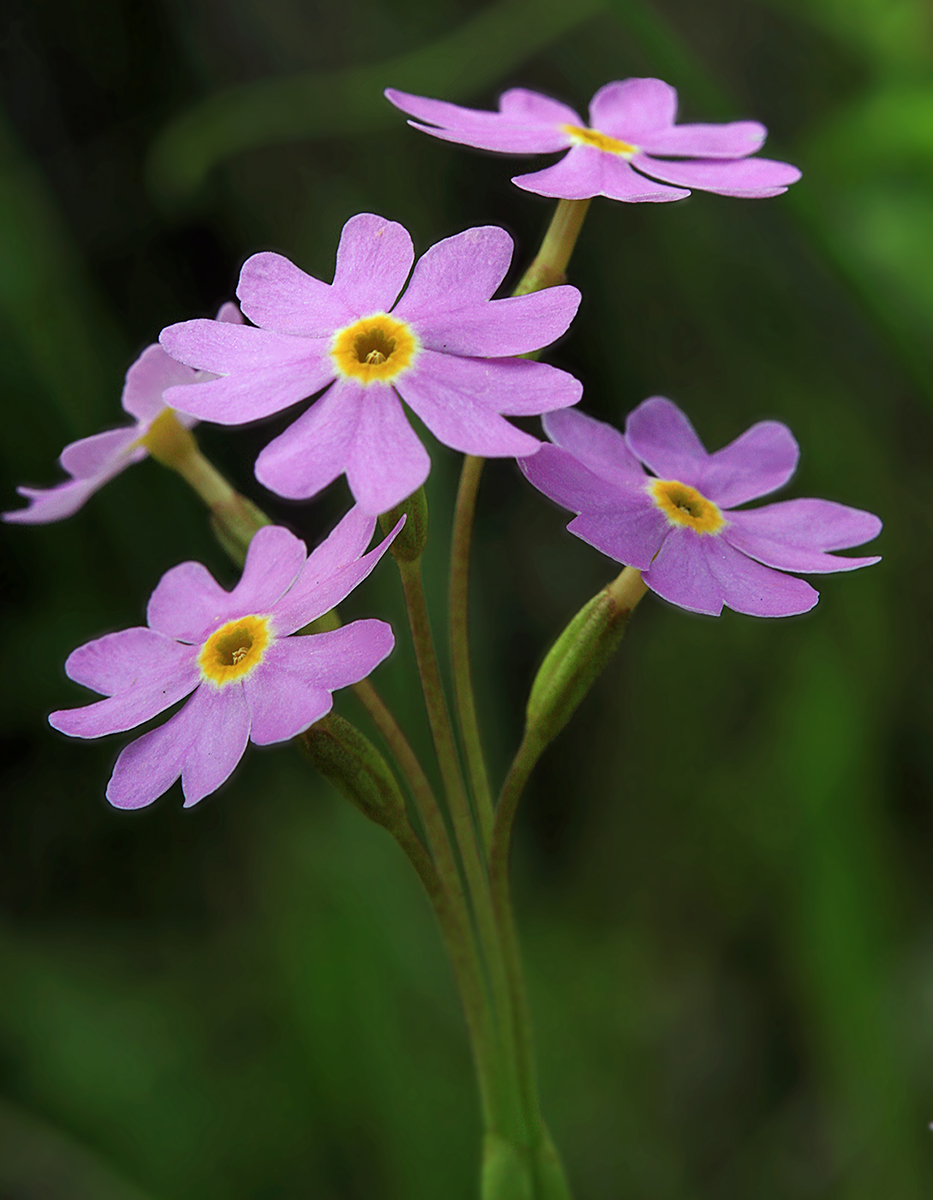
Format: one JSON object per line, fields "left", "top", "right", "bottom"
{"left": 50, "top": 510, "right": 399, "bottom": 808}
{"left": 160, "top": 214, "right": 583, "bottom": 515}
{"left": 386, "top": 79, "right": 800, "bottom": 203}
{"left": 520, "top": 400, "right": 881, "bottom": 617}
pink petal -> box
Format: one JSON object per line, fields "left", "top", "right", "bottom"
{"left": 332, "top": 213, "right": 414, "bottom": 315}
{"left": 64, "top": 626, "right": 189, "bottom": 695}
{"left": 272, "top": 518, "right": 403, "bottom": 634}
{"left": 402, "top": 351, "right": 581, "bottom": 423}
{"left": 625, "top": 397, "right": 709, "bottom": 483}
{"left": 632, "top": 153, "right": 801, "bottom": 198}
{"left": 700, "top": 537, "right": 819, "bottom": 616}
{"left": 236, "top": 251, "right": 355, "bottom": 336}
{"left": 164, "top": 356, "right": 335, "bottom": 424}
{"left": 254, "top": 379, "right": 360, "bottom": 501}
{"left": 639, "top": 121, "right": 767, "bottom": 159}
{"left": 216, "top": 301, "right": 244, "bottom": 324}
{"left": 147, "top": 560, "right": 235, "bottom": 642}
{"left": 229, "top": 525, "right": 308, "bottom": 613}
{"left": 300, "top": 506, "right": 377, "bottom": 587}
{"left": 399, "top": 360, "right": 541, "bottom": 458}
{"left": 121, "top": 344, "right": 198, "bottom": 422}
{"left": 392, "top": 226, "right": 514, "bottom": 319}
{"left": 513, "top": 147, "right": 688, "bottom": 202}
{"left": 3, "top": 476, "right": 122, "bottom": 525}
{"left": 59, "top": 427, "right": 143, "bottom": 479}
{"left": 519, "top": 444, "right": 620, "bottom": 514}
{"left": 543, "top": 408, "right": 645, "bottom": 488}
{"left": 404, "top": 286, "right": 580, "bottom": 358}
{"left": 161, "top": 319, "right": 316, "bottom": 375}
{"left": 180, "top": 684, "right": 251, "bottom": 807}
{"left": 385, "top": 87, "right": 577, "bottom": 153}
{"left": 106, "top": 696, "right": 199, "bottom": 810}
{"left": 344, "top": 385, "right": 431, "bottom": 514}
{"left": 49, "top": 653, "right": 199, "bottom": 738}
{"left": 642, "top": 529, "right": 724, "bottom": 616}
{"left": 245, "top": 620, "right": 394, "bottom": 744}
{"left": 588, "top": 79, "right": 678, "bottom": 140}
{"left": 698, "top": 421, "right": 799, "bottom": 508}
{"left": 724, "top": 499, "right": 882, "bottom": 574}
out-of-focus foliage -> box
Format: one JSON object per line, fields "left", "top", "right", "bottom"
{"left": 1, "top": 0, "right": 932, "bottom": 1197}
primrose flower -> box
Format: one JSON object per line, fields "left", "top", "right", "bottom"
{"left": 4, "top": 303, "right": 242, "bottom": 525}
{"left": 385, "top": 79, "right": 800, "bottom": 203}
{"left": 49, "top": 510, "right": 399, "bottom": 809}
{"left": 159, "top": 213, "right": 583, "bottom": 515}
{"left": 520, "top": 400, "right": 881, "bottom": 617}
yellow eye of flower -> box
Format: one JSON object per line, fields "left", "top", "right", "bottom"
{"left": 198, "top": 614, "right": 272, "bottom": 685}
{"left": 562, "top": 125, "right": 637, "bottom": 156}
{"left": 649, "top": 479, "right": 725, "bottom": 535}
{"left": 331, "top": 313, "right": 419, "bottom": 384}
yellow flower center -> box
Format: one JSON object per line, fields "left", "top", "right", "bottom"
{"left": 198, "top": 614, "right": 272, "bottom": 686}
{"left": 330, "top": 313, "right": 419, "bottom": 385}
{"left": 562, "top": 124, "right": 637, "bottom": 157}
{"left": 649, "top": 479, "right": 726, "bottom": 535}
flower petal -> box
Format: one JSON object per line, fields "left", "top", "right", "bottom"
{"left": 254, "top": 379, "right": 361, "bottom": 501}
{"left": 147, "top": 561, "right": 235, "bottom": 642}
{"left": 701, "top": 537, "right": 819, "bottom": 616}
{"left": 166, "top": 356, "right": 335, "bottom": 425}
{"left": 404, "top": 351, "right": 581, "bottom": 422}
{"left": 299, "top": 506, "right": 376, "bottom": 588}
{"left": 402, "top": 286, "right": 581, "bottom": 358}
{"left": 49, "top": 653, "right": 199, "bottom": 738}
{"left": 642, "top": 529, "right": 724, "bottom": 616}
{"left": 344, "top": 385, "right": 431, "bottom": 514}
{"left": 161, "top": 319, "right": 316, "bottom": 375}
{"left": 59, "top": 427, "right": 143, "bottom": 478}
{"left": 180, "top": 684, "right": 251, "bottom": 807}
{"left": 272, "top": 520, "right": 402, "bottom": 634}
{"left": 513, "top": 147, "right": 688, "bottom": 202}
{"left": 588, "top": 78, "right": 678, "bottom": 140}
{"left": 229, "top": 525, "right": 308, "bottom": 613}
{"left": 724, "top": 499, "right": 882, "bottom": 574}
{"left": 245, "top": 620, "right": 394, "bottom": 744}
{"left": 332, "top": 213, "right": 414, "bottom": 314}
{"left": 698, "top": 421, "right": 799, "bottom": 507}
{"left": 543, "top": 408, "right": 645, "bottom": 487}
{"left": 121, "top": 344, "right": 198, "bottom": 422}
{"left": 399, "top": 360, "right": 541, "bottom": 458}
{"left": 106, "top": 697, "right": 198, "bottom": 810}
{"left": 392, "top": 226, "right": 514, "bottom": 318}
{"left": 385, "top": 87, "right": 577, "bottom": 153}
{"left": 3, "top": 477, "right": 122, "bottom": 525}
{"left": 237, "top": 251, "right": 356, "bottom": 336}
{"left": 632, "top": 153, "right": 801, "bottom": 198}
{"left": 64, "top": 626, "right": 190, "bottom": 695}
{"left": 625, "top": 396, "right": 709, "bottom": 483}
{"left": 639, "top": 121, "right": 767, "bottom": 159}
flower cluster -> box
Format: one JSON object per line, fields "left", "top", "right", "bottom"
{"left": 5, "top": 73, "right": 881, "bottom": 812}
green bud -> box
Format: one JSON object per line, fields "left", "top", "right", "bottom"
{"left": 526, "top": 576, "right": 642, "bottom": 750}
{"left": 299, "top": 713, "right": 406, "bottom": 831}
{"left": 378, "top": 486, "right": 428, "bottom": 562}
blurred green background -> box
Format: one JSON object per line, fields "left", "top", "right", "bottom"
{"left": 1, "top": 0, "right": 932, "bottom": 1196}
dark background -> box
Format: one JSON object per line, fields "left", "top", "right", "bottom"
{"left": 2, "top": 0, "right": 932, "bottom": 1196}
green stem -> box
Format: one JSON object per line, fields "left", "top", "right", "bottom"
{"left": 396, "top": 556, "right": 530, "bottom": 1145}
{"left": 513, "top": 198, "right": 592, "bottom": 295}
{"left": 449, "top": 454, "right": 495, "bottom": 848}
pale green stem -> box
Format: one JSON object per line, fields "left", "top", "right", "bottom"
{"left": 449, "top": 453, "right": 495, "bottom": 848}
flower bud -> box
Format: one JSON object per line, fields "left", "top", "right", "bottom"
{"left": 299, "top": 713, "right": 406, "bottom": 830}
{"left": 525, "top": 569, "right": 646, "bottom": 751}
{"left": 378, "top": 486, "right": 428, "bottom": 562}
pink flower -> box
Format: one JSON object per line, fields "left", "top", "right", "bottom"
{"left": 520, "top": 400, "right": 881, "bottom": 617}
{"left": 49, "top": 510, "right": 399, "bottom": 809}
{"left": 385, "top": 79, "right": 800, "bottom": 203}
{"left": 160, "top": 213, "right": 583, "bottom": 515}
{"left": 4, "top": 303, "right": 243, "bottom": 525}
